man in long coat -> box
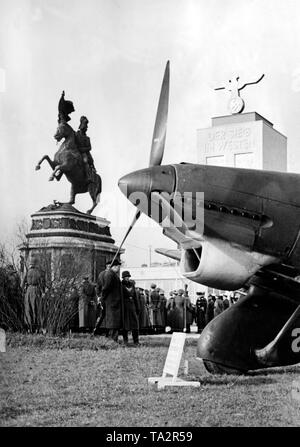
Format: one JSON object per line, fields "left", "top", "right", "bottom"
{"left": 149, "top": 283, "right": 163, "bottom": 332}
{"left": 214, "top": 295, "right": 224, "bottom": 317}
{"left": 158, "top": 290, "right": 167, "bottom": 331}
{"left": 97, "top": 259, "right": 122, "bottom": 342}
{"left": 195, "top": 292, "right": 207, "bottom": 333}
{"left": 206, "top": 295, "right": 216, "bottom": 324}
{"left": 94, "top": 260, "right": 111, "bottom": 335}
{"left": 5, "top": 264, "right": 23, "bottom": 322}
{"left": 137, "top": 288, "right": 151, "bottom": 334}
{"left": 22, "top": 257, "right": 45, "bottom": 333}
{"left": 78, "top": 276, "right": 97, "bottom": 331}
{"left": 166, "top": 290, "right": 176, "bottom": 332}
{"left": 121, "top": 271, "right": 140, "bottom": 345}
{"left": 223, "top": 294, "right": 230, "bottom": 310}
{"left": 167, "top": 289, "right": 186, "bottom": 332}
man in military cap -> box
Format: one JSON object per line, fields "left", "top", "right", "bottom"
{"left": 97, "top": 259, "right": 122, "bottom": 342}
{"left": 166, "top": 289, "right": 186, "bottom": 332}
{"left": 149, "top": 283, "right": 162, "bottom": 333}
{"left": 121, "top": 271, "right": 140, "bottom": 345}
{"left": 179, "top": 288, "right": 193, "bottom": 333}
{"left": 158, "top": 289, "right": 167, "bottom": 330}
{"left": 195, "top": 292, "right": 207, "bottom": 333}
{"left": 137, "top": 287, "right": 151, "bottom": 334}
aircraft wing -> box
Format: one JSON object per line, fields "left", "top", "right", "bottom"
{"left": 155, "top": 248, "right": 181, "bottom": 262}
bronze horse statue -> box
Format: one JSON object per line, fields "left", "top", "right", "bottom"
{"left": 35, "top": 120, "right": 102, "bottom": 214}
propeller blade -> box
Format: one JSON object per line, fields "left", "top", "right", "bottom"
{"left": 149, "top": 61, "right": 170, "bottom": 167}
{"left": 110, "top": 210, "right": 141, "bottom": 266}
{"left": 114, "top": 62, "right": 170, "bottom": 266}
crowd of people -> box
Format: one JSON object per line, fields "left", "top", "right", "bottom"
{"left": 77, "top": 259, "right": 243, "bottom": 344}
{"left": 194, "top": 292, "right": 241, "bottom": 333}
{"left": 0, "top": 255, "right": 242, "bottom": 338}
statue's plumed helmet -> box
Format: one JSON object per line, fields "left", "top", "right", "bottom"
{"left": 58, "top": 91, "right": 75, "bottom": 123}
{"left": 80, "top": 116, "right": 89, "bottom": 125}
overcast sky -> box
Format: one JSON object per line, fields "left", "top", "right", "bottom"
{"left": 1, "top": 0, "right": 300, "bottom": 267}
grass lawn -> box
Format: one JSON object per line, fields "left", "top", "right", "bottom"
{"left": 1, "top": 333, "right": 300, "bottom": 427}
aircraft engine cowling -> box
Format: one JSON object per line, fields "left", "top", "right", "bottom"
{"left": 180, "top": 236, "right": 278, "bottom": 290}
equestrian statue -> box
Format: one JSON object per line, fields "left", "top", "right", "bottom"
{"left": 35, "top": 91, "right": 102, "bottom": 214}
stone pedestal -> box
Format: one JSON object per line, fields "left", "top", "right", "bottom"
{"left": 197, "top": 112, "right": 287, "bottom": 171}
{"left": 19, "top": 203, "right": 121, "bottom": 282}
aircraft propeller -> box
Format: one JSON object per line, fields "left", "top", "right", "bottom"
{"left": 110, "top": 61, "right": 170, "bottom": 266}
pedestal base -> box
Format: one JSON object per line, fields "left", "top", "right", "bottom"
{"left": 19, "top": 203, "right": 121, "bottom": 282}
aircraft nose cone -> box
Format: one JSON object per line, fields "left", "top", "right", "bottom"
{"left": 118, "top": 170, "right": 151, "bottom": 198}
{"left": 118, "top": 174, "right": 129, "bottom": 196}
{"left": 118, "top": 165, "right": 176, "bottom": 219}
{"left": 118, "top": 165, "right": 176, "bottom": 200}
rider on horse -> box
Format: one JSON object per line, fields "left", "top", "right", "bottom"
{"left": 58, "top": 91, "right": 95, "bottom": 184}
{"left": 36, "top": 91, "right": 102, "bottom": 214}
{"left": 76, "top": 116, "right": 96, "bottom": 184}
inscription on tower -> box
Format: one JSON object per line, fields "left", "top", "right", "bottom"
{"left": 204, "top": 126, "right": 256, "bottom": 155}
{"left": 197, "top": 112, "right": 287, "bottom": 171}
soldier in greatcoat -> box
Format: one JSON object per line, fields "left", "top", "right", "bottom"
{"left": 167, "top": 289, "right": 193, "bottom": 332}
{"left": 94, "top": 260, "right": 111, "bottom": 335}
{"left": 183, "top": 290, "right": 194, "bottom": 333}
{"left": 223, "top": 294, "right": 230, "bottom": 310}
{"left": 195, "top": 292, "right": 207, "bottom": 333}
{"left": 206, "top": 295, "right": 216, "bottom": 324}
{"left": 166, "top": 289, "right": 184, "bottom": 332}
{"left": 149, "top": 283, "right": 163, "bottom": 332}
{"left": 121, "top": 271, "right": 140, "bottom": 345}
{"left": 214, "top": 295, "right": 224, "bottom": 317}
{"left": 158, "top": 290, "right": 167, "bottom": 331}
{"left": 78, "top": 276, "right": 97, "bottom": 331}
{"left": 166, "top": 290, "right": 176, "bottom": 332}
{"left": 97, "top": 259, "right": 122, "bottom": 342}
{"left": 136, "top": 288, "right": 151, "bottom": 334}
{"left": 22, "top": 257, "right": 45, "bottom": 333}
